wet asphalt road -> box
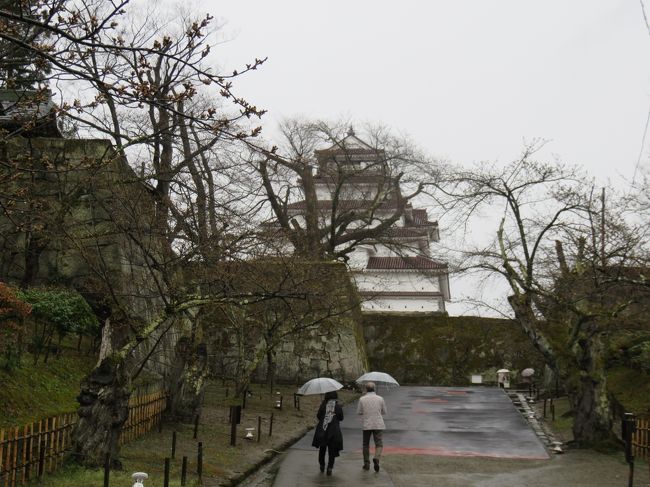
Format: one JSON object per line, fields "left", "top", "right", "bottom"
{"left": 292, "top": 386, "right": 548, "bottom": 459}
{"left": 272, "top": 386, "right": 549, "bottom": 486}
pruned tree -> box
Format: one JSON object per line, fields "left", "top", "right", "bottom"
{"left": 0, "top": 0, "right": 272, "bottom": 468}
{"left": 249, "top": 119, "right": 438, "bottom": 262}
{"left": 206, "top": 259, "right": 361, "bottom": 396}
{"left": 436, "top": 143, "right": 650, "bottom": 445}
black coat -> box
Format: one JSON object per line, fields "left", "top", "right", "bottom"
{"left": 311, "top": 400, "right": 344, "bottom": 455}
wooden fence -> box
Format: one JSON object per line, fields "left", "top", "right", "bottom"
{"left": 633, "top": 417, "right": 649, "bottom": 461}
{"left": 119, "top": 389, "right": 167, "bottom": 445}
{"left": 0, "top": 413, "right": 76, "bottom": 487}
{"left": 0, "top": 389, "right": 167, "bottom": 487}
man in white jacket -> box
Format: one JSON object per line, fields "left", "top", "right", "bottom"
{"left": 356, "top": 382, "right": 387, "bottom": 472}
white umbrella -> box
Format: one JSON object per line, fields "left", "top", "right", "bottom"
{"left": 521, "top": 368, "right": 535, "bottom": 377}
{"left": 297, "top": 377, "right": 343, "bottom": 396}
{"left": 356, "top": 371, "right": 399, "bottom": 387}
{"left": 496, "top": 368, "right": 510, "bottom": 374}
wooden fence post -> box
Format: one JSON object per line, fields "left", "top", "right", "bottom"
{"left": 20, "top": 424, "right": 27, "bottom": 484}
{"left": 37, "top": 438, "right": 45, "bottom": 482}
{"left": 197, "top": 442, "right": 203, "bottom": 485}
{"left": 103, "top": 453, "right": 110, "bottom": 487}
{"left": 163, "top": 458, "right": 170, "bottom": 487}
{"left": 0, "top": 428, "right": 5, "bottom": 487}
{"left": 181, "top": 456, "right": 188, "bottom": 486}
{"left": 11, "top": 427, "right": 18, "bottom": 487}
{"left": 229, "top": 408, "right": 237, "bottom": 447}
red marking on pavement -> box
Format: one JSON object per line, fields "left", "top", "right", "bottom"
{"left": 354, "top": 446, "right": 547, "bottom": 460}
{"left": 444, "top": 390, "right": 469, "bottom": 395}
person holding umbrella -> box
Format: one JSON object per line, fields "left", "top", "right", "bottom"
{"left": 311, "top": 390, "right": 344, "bottom": 476}
{"left": 357, "top": 381, "right": 387, "bottom": 472}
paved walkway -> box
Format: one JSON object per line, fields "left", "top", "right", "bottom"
{"left": 272, "top": 386, "right": 549, "bottom": 486}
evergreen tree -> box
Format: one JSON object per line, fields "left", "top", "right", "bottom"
{"left": 0, "top": 0, "right": 51, "bottom": 90}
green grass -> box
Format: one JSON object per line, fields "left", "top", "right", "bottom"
{"left": 607, "top": 366, "right": 650, "bottom": 416}
{"left": 23, "top": 382, "right": 358, "bottom": 487}
{"left": 542, "top": 396, "right": 574, "bottom": 442}
{"left": 28, "top": 464, "right": 199, "bottom": 487}
{"left": 0, "top": 350, "right": 94, "bottom": 428}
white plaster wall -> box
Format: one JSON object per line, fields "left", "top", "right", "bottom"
{"left": 287, "top": 210, "right": 396, "bottom": 229}
{"left": 361, "top": 296, "right": 444, "bottom": 313}
{"left": 347, "top": 246, "right": 372, "bottom": 269}
{"left": 314, "top": 183, "right": 378, "bottom": 201}
{"left": 355, "top": 270, "right": 441, "bottom": 293}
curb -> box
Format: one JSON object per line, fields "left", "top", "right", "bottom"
{"left": 219, "top": 425, "right": 313, "bottom": 487}
{"left": 220, "top": 393, "right": 360, "bottom": 487}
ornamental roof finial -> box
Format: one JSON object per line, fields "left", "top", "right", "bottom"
{"left": 347, "top": 125, "right": 355, "bottom": 137}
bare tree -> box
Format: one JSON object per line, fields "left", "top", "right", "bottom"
{"left": 206, "top": 258, "right": 361, "bottom": 396}
{"left": 436, "top": 143, "right": 650, "bottom": 445}
{"left": 248, "top": 119, "right": 439, "bottom": 262}
{"left": 0, "top": 0, "right": 273, "bottom": 467}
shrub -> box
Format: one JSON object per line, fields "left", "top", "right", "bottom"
{"left": 0, "top": 282, "right": 31, "bottom": 370}
{"left": 17, "top": 288, "right": 98, "bottom": 363}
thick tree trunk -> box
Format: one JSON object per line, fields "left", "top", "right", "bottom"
{"left": 568, "top": 373, "right": 614, "bottom": 445}
{"left": 265, "top": 348, "right": 276, "bottom": 387}
{"left": 566, "top": 335, "right": 615, "bottom": 446}
{"left": 168, "top": 340, "right": 208, "bottom": 422}
{"left": 72, "top": 356, "right": 130, "bottom": 468}
{"left": 21, "top": 232, "right": 47, "bottom": 288}
{"left": 508, "top": 294, "right": 615, "bottom": 444}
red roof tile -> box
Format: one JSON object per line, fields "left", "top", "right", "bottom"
{"left": 366, "top": 256, "right": 448, "bottom": 270}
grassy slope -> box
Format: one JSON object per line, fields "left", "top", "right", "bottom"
{"left": 32, "top": 382, "right": 359, "bottom": 487}
{"left": 607, "top": 366, "right": 650, "bottom": 416}
{"left": 0, "top": 352, "right": 94, "bottom": 428}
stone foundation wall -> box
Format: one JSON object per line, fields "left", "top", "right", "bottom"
{"left": 363, "top": 313, "right": 546, "bottom": 386}
{"left": 253, "top": 314, "right": 367, "bottom": 384}
{"left": 0, "top": 136, "right": 181, "bottom": 380}
{"left": 207, "top": 262, "right": 368, "bottom": 385}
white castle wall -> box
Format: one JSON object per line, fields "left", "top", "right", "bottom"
{"left": 355, "top": 270, "right": 442, "bottom": 294}
{"left": 361, "top": 295, "right": 444, "bottom": 313}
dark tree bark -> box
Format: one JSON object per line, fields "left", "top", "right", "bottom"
{"left": 566, "top": 335, "right": 614, "bottom": 445}
{"left": 168, "top": 340, "right": 208, "bottom": 422}
{"left": 72, "top": 356, "right": 130, "bottom": 468}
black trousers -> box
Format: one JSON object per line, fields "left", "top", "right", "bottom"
{"left": 362, "top": 430, "right": 384, "bottom": 463}
{"left": 319, "top": 444, "right": 336, "bottom": 468}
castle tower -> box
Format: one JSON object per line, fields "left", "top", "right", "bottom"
{"left": 286, "top": 130, "right": 450, "bottom": 313}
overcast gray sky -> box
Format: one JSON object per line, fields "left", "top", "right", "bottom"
{"left": 202, "top": 0, "right": 650, "bottom": 315}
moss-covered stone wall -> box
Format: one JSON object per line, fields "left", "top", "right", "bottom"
{"left": 0, "top": 136, "right": 180, "bottom": 378}
{"left": 205, "top": 261, "right": 368, "bottom": 385}
{"left": 363, "top": 313, "right": 547, "bottom": 386}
